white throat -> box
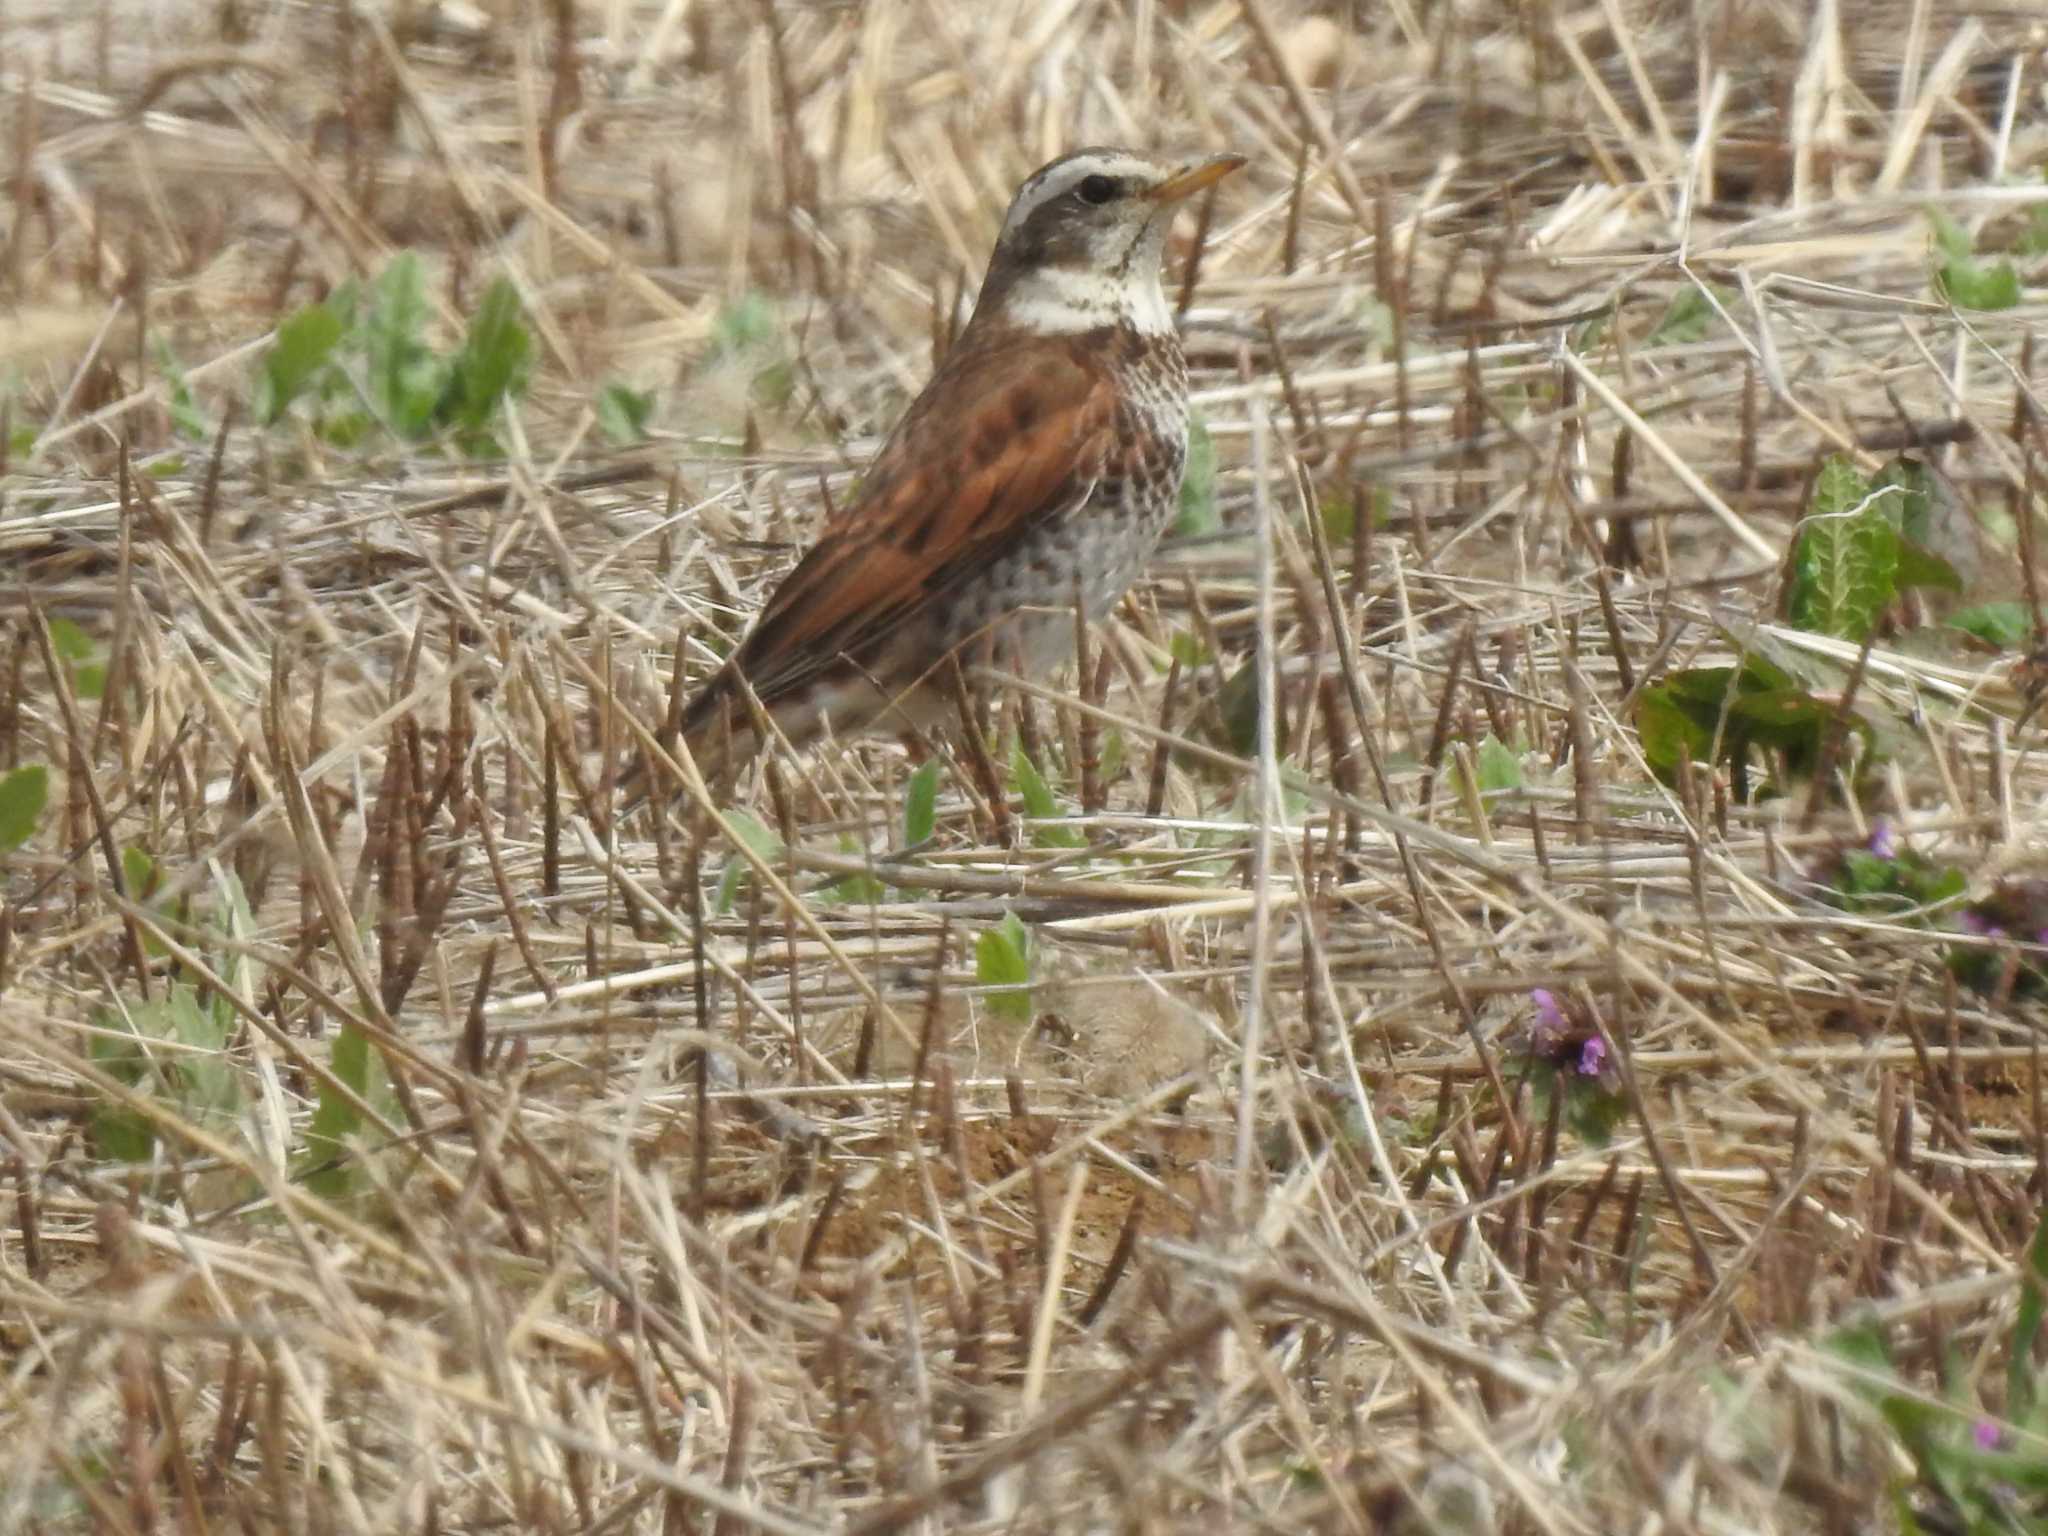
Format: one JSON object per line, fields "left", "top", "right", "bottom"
{"left": 998, "top": 263, "right": 1175, "bottom": 337}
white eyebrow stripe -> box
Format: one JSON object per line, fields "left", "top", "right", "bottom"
{"left": 1003, "top": 153, "right": 1163, "bottom": 230}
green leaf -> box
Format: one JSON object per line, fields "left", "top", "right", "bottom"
{"left": 48, "top": 615, "right": 104, "bottom": 697}
{"left": 1871, "top": 456, "right": 1935, "bottom": 544}
{"left": 1929, "top": 208, "right": 2022, "bottom": 311}
{"left": 1168, "top": 630, "right": 1209, "bottom": 670}
{"left": 305, "top": 1023, "right": 372, "bottom": 1199}
{"left": 902, "top": 759, "right": 941, "bottom": 848}
{"left": 1176, "top": 414, "right": 1218, "bottom": 538}
{"left": 709, "top": 292, "right": 779, "bottom": 358}
{"left": 1949, "top": 601, "right": 2031, "bottom": 649}
{"left": 2023, "top": 195, "right": 2048, "bottom": 259}
{"left": 364, "top": 253, "right": 443, "bottom": 438}
{"left": 596, "top": 381, "right": 655, "bottom": 444}
{"left": 1647, "top": 281, "right": 1731, "bottom": 346}
{"left": 154, "top": 341, "right": 212, "bottom": 442}
{"left": 1564, "top": 1077, "right": 1628, "bottom": 1147}
{"left": 1893, "top": 539, "right": 1962, "bottom": 594}
{"left": 0, "top": 764, "right": 47, "bottom": 851}
{"left": 975, "top": 911, "right": 1033, "bottom": 1021}
{"left": 2009, "top": 1210, "right": 2048, "bottom": 1421}
{"left": 254, "top": 302, "right": 344, "bottom": 425}
{"left": 1215, "top": 656, "right": 1271, "bottom": 757}
{"left": 89, "top": 1012, "right": 157, "bottom": 1160}
{"left": 823, "top": 833, "right": 888, "bottom": 905}
{"left": 1927, "top": 207, "right": 1972, "bottom": 262}
{"left": 437, "top": 276, "right": 531, "bottom": 436}
{"left": 1474, "top": 736, "right": 1522, "bottom": 794}
{"left": 714, "top": 809, "right": 781, "bottom": 914}
{"left": 1009, "top": 745, "right": 1083, "bottom": 848}
{"left": 1637, "top": 683, "right": 1716, "bottom": 783}
{"left": 1938, "top": 253, "right": 2022, "bottom": 311}
{"left": 121, "top": 845, "right": 157, "bottom": 900}
{"left": 1789, "top": 456, "right": 1899, "bottom": 641}
{"left": 47, "top": 616, "right": 93, "bottom": 662}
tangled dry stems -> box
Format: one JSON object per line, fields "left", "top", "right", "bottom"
{"left": 5, "top": 0, "right": 2048, "bottom": 1530}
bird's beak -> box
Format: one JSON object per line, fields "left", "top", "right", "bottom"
{"left": 1146, "top": 153, "right": 1247, "bottom": 204}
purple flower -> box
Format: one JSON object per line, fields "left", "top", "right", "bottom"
{"left": 1974, "top": 1418, "right": 2003, "bottom": 1451}
{"left": 1578, "top": 1036, "right": 1608, "bottom": 1077}
{"left": 1866, "top": 819, "right": 1897, "bottom": 859}
{"left": 1530, "top": 989, "right": 1566, "bottom": 1044}
{"left": 1959, "top": 910, "right": 2006, "bottom": 939}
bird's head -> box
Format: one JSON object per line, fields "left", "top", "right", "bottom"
{"left": 974, "top": 147, "right": 1245, "bottom": 337}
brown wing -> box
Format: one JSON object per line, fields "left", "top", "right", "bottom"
{"left": 681, "top": 332, "right": 1118, "bottom": 738}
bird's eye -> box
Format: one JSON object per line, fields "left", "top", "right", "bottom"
{"left": 1076, "top": 174, "right": 1119, "bottom": 205}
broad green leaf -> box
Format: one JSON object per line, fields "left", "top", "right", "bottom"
{"left": 1564, "top": 1077, "right": 1628, "bottom": 1148}
{"left": 596, "top": 380, "right": 656, "bottom": 444}
{"left": 365, "top": 253, "right": 443, "bottom": 438}
{"left": 1928, "top": 210, "right": 2022, "bottom": 311}
{"left": 255, "top": 302, "right": 343, "bottom": 424}
{"left": 1949, "top": 601, "right": 2030, "bottom": 649}
{"left": 1636, "top": 682, "right": 1716, "bottom": 783}
{"left": 1176, "top": 414, "right": 1218, "bottom": 537}
{"left": 0, "top": 765, "right": 47, "bottom": 851}
{"left": 1871, "top": 456, "right": 1934, "bottom": 544}
{"left": 89, "top": 1011, "right": 157, "bottom": 1160}
{"left": 1938, "top": 253, "right": 2022, "bottom": 311}
{"left": 1474, "top": 736, "right": 1523, "bottom": 794}
{"left": 714, "top": 809, "right": 781, "bottom": 914}
{"left": 902, "top": 759, "right": 941, "bottom": 848}
{"left": 975, "top": 911, "right": 1033, "bottom": 1021}
{"left": 1893, "top": 538, "right": 1962, "bottom": 594}
{"left": 168, "top": 983, "right": 239, "bottom": 1120}
{"left": 438, "top": 277, "right": 531, "bottom": 435}
{"left": 1789, "top": 456, "right": 1898, "bottom": 641}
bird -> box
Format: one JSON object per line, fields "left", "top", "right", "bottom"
{"left": 643, "top": 145, "right": 1245, "bottom": 791}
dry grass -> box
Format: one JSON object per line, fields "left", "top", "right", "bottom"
{"left": 6, "top": 0, "right": 2048, "bottom": 1530}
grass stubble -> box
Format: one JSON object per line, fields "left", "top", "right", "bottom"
{"left": 4, "top": 0, "right": 2048, "bottom": 1530}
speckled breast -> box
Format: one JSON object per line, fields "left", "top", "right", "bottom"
{"left": 948, "top": 337, "right": 1189, "bottom": 675}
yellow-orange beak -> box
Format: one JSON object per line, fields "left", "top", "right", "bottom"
{"left": 1147, "top": 153, "right": 1247, "bottom": 204}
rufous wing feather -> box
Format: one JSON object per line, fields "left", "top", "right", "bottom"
{"left": 675, "top": 333, "right": 1120, "bottom": 763}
